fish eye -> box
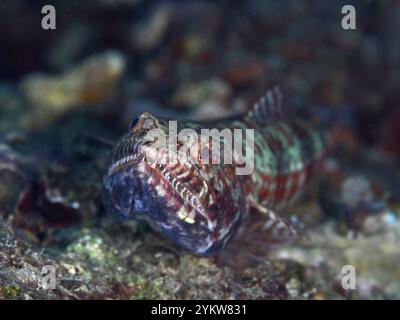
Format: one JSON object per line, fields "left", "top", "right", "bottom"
{"left": 130, "top": 116, "right": 139, "bottom": 129}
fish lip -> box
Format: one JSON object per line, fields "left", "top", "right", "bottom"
{"left": 107, "top": 153, "right": 144, "bottom": 175}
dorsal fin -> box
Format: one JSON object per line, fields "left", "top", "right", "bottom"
{"left": 246, "top": 85, "right": 286, "bottom": 121}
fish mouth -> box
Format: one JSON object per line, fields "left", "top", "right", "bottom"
{"left": 108, "top": 153, "right": 144, "bottom": 175}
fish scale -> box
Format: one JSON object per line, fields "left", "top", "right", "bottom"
{"left": 246, "top": 118, "right": 325, "bottom": 209}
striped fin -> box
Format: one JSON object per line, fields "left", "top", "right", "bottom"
{"left": 247, "top": 197, "right": 299, "bottom": 243}
{"left": 246, "top": 85, "right": 286, "bottom": 122}
{"left": 214, "top": 198, "right": 302, "bottom": 268}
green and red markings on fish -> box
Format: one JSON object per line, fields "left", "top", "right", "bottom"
{"left": 102, "top": 85, "right": 328, "bottom": 256}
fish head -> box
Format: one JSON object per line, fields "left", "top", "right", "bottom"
{"left": 102, "top": 112, "right": 234, "bottom": 255}
{"left": 102, "top": 112, "right": 158, "bottom": 219}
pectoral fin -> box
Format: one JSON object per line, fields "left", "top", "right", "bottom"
{"left": 247, "top": 197, "right": 299, "bottom": 243}
{"left": 215, "top": 198, "right": 303, "bottom": 269}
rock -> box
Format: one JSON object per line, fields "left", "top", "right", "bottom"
{"left": 131, "top": 4, "right": 172, "bottom": 52}
{"left": 20, "top": 51, "right": 126, "bottom": 129}
{"left": 0, "top": 144, "right": 32, "bottom": 217}
{"left": 223, "top": 60, "right": 268, "bottom": 88}
{"left": 171, "top": 78, "right": 231, "bottom": 110}
{"left": 341, "top": 176, "right": 374, "bottom": 209}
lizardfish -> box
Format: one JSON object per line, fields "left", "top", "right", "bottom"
{"left": 102, "top": 86, "right": 327, "bottom": 256}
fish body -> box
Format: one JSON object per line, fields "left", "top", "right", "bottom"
{"left": 102, "top": 86, "right": 327, "bottom": 256}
